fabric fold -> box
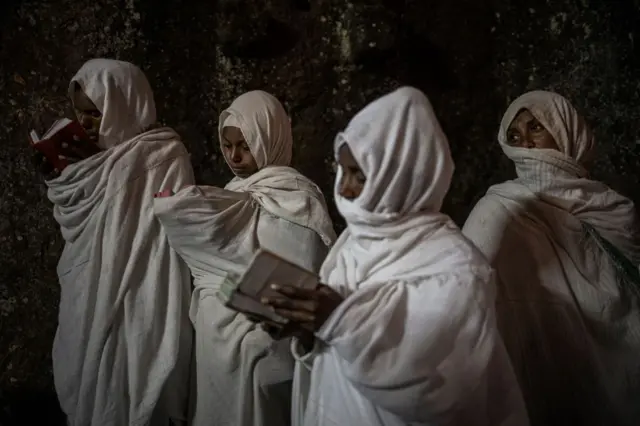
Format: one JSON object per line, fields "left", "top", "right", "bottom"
{"left": 463, "top": 90, "right": 640, "bottom": 426}
{"left": 297, "top": 86, "right": 528, "bottom": 426}
{"left": 153, "top": 90, "right": 335, "bottom": 426}
{"left": 49, "top": 127, "right": 194, "bottom": 426}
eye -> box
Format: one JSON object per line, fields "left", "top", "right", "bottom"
{"left": 507, "top": 131, "right": 520, "bottom": 144}
{"left": 222, "top": 143, "right": 231, "bottom": 149}
{"left": 530, "top": 121, "right": 544, "bottom": 132}
{"left": 242, "top": 144, "right": 251, "bottom": 152}
{"left": 90, "top": 110, "right": 101, "bottom": 118}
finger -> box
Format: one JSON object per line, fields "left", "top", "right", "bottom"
{"left": 260, "top": 323, "right": 279, "bottom": 334}
{"left": 57, "top": 155, "right": 83, "bottom": 166}
{"left": 273, "top": 308, "right": 315, "bottom": 323}
{"left": 62, "top": 140, "right": 100, "bottom": 160}
{"left": 61, "top": 142, "right": 86, "bottom": 158}
{"left": 270, "top": 284, "right": 318, "bottom": 299}
{"left": 262, "top": 296, "right": 318, "bottom": 313}
{"left": 245, "top": 314, "right": 262, "bottom": 323}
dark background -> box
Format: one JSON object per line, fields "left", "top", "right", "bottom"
{"left": 1, "top": 0, "right": 639, "bottom": 424}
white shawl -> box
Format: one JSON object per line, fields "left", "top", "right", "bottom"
{"left": 294, "top": 87, "right": 528, "bottom": 426}
{"left": 463, "top": 90, "right": 640, "bottom": 426}
{"left": 70, "top": 58, "right": 156, "bottom": 150}
{"left": 48, "top": 60, "right": 194, "bottom": 426}
{"left": 153, "top": 90, "right": 335, "bottom": 426}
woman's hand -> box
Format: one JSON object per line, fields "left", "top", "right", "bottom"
{"left": 261, "top": 284, "right": 344, "bottom": 333}
{"left": 33, "top": 152, "right": 60, "bottom": 180}
{"left": 244, "top": 315, "right": 315, "bottom": 349}
{"left": 60, "top": 139, "right": 102, "bottom": 163}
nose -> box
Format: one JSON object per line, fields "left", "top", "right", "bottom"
{"left": 519, "top": 130, "right": 535, "bottom": 148}
{"left": 80, "top": 114, "right": 93, "bottom": 130}
{"left": 230, "top": 147, "right": 242, "bottom": 164}
{"left": 523, "top": 136, "right": 535, "bottom": 148}
{"left": 338, "top": 176, "right": 355, "bottom": 200}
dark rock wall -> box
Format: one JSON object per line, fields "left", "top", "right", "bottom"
{"left": 1, "top": 0, "right": 638, "bottom": 423}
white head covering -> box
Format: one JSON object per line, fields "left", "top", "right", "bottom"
{"left": 322, "top": 87, "right": 477, "bottom": 288}
{"left": 218, "top": 90, "right": 292, "bottom": 170}
{"left": 334, "top": 86, "right": 454, "bottom": 223}
{"left": 217, "top": 90, "right": 336, "bottom": 246}
{"left": 499, "top": 90, "right": 595, "bottom": 164}
{"left": 492, "top": 90, "right": 640, "bottom": 264}
{"left": 70, "top": 58, "right": 157, "bottom": 150}
{"left": 313, "top": 89, "right": 508, "bottom": 426}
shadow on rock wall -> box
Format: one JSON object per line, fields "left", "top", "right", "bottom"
{"left": 1, "top": 0, "right": 639, "bottom": 423}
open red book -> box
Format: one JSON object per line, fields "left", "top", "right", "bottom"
{"left": 29, "top": 118, "right": 91, "bottom": 172}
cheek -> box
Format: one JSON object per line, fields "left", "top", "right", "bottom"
{"left": 244, "top": 152, "right": 258, "bottom": 168}
{"left": 353, "top": 181, "right": 365, "bottom": 197}
{"left": 220, "top": 147, "right": 232, "bottom": 161}
{"left": 536, "top": 132, "right": 559, "bottom": 150}
{"left": 339, "top": 175, "right": 364, "bottom": 198}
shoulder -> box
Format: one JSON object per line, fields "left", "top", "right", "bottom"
{"left": 463, "top": 182, "right": 530, "bottom": 236}
{"left": 122, "top": 127, "right": 190, "bottom": 168}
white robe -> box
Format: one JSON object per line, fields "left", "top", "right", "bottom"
{"left": 153, "top": 178, "right": 332, "bottom": 426}
{"left": 292, "top": 87, "right": 528, "bottom": 426}
{"left": 47, "top": 127, "right": 194, "bottom": 426}
{"left": 462, "top": 90, "right": 640, "bottom": 426}
{"left": 153, "top": 90, "right": 335, "bottom": 426}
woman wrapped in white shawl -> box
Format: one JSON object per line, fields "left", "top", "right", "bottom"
{"left": 462, "top": 90, "right": 640, "bottom": 426}
{"left": 46, "top": 59, "right": 195, "bottom": 426}
{"left": 152, "top": 90, "right": 336, "bottom": 426}
{"left": 262, "top": 87, "right": 529, "bottom": 426}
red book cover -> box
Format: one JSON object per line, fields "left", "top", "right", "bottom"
{"left": 29, "top": 118, "right": 91, "bottom": 172}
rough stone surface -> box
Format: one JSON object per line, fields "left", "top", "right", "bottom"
{"left": 1, "top": 0, "right": 639, "bottom": 423}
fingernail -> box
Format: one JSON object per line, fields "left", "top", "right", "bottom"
{"left": 260, "top": 297, "right": 269, "bottom": 304}
{"left": 61, "top": 142, "right": 68, "bottom": 148}
{"left": 270, "top": 284, "right": 280, "bottom": 290}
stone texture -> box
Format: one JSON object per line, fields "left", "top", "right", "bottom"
{"left": 1, "top": 0, "right": 639, "bottom": 423}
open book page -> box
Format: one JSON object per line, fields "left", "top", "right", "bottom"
{"left": 42, "top": 118, "right": 72, "bottom": 140}
{"left": 220, "top": 249, "right": 319, "bottom": 322}
{"left": 29, "top": 130, "right": 41, "bottom": 143}
{"left": 237, "top": 249, "right": 318, "bottom": 298}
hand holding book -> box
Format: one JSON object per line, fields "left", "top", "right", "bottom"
{"left": 29, "top": 118, "right": 102, "bottom": 178}
{"left": 260, "top": 283, "right": 344, "bottom": 333}
{"left": 218, "top": 249, "right": 321, "bottom": 325}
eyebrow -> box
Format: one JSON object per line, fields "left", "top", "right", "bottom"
{"left": 221, "top": 137, "right": 247, "bottom": 144}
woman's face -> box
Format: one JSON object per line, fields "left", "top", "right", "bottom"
{"left": 506, "top": 109, "right": 559, "bottom": 150}
{"left": 221, "top": 126, "right": 259, "bottom": 178}
{"left": 71, "top": 84, "right": 101, "bottom": 143}
{"left": 337, "top": 144, "right": 366, "bottom": 200}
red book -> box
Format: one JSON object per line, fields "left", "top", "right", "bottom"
{"left": 29, "top": 118, "right": 91, "bottom": 172}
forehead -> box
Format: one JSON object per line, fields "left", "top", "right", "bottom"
{"left": 509, "top": 109, "right": 536, "bottom": 128}
{"left": 72, "top": 87, "right": 98, "bottom": 110}
{"left": 222, "top": 126, "right": 244, "bottom": 141}
{"left": 337, "top": 143, "right": 360, "bottom": 167}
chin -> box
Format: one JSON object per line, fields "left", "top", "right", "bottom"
{"left": 231, "top": 167, "right": 256, "bottom": 178}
